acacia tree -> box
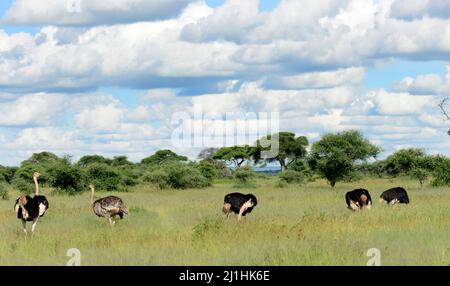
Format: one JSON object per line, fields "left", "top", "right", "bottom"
{"left": 213, "top": 146, "right": 251, "bottom": 168}
{"left": 309, "top": 130, "right": 380, "bottom": 187}
{"left": 141, "top": 150, "right": 188, "bottom": 165}
{"left": 252, "top": 132, "right": 309, "bottom": 172}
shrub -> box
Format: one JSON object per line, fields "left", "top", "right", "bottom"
{"left": 275, "top": 180, "right": 288, "bottom": 188}
{"left": 47, "top": 163, "right": 87, "bottom": 194}
{"left": 234, "top": 166, "right": 255, "bottom": 184}
{"left": 116, "top": 166, "right": 140, "bottom": 186}
{"left": 77, "top": 155, "right": 112, "bottom": 167}
{"left": 290, "top": 160, "right": 313, "bottom": 177}
{"left": 143, "top": 162, "right": 211, "bottom": 189}
{"left": 0, "top": 183, "right": 8, "bottom": 200}
{"left": 192, "top": 218, "right": 223, "bottom": 240}
{"left": 85, "top": 163, "right": 124, "bottom": 191}
{"left": 233, "top": 166, "right": 256, "bottom": 188}
{"left": 255, "top": 172, "right": 271, "bottom": 180}
{"left": 0, "top": 166, "right": 18, "bottom": 184}
{"left": 165, "top": 163, "right": 211, "bottom": 189}
{"left": 430, "top": 156, "right": 450, "bottom": 187}
{"left": 12, "top": 164, "right": 43, "bottom": 194}
{"left": 410, "top": 168, "right": 429, "bottom": 188}
{"left": 143, "top": 169, "right": 170, "bottom": 190}
{"left": 383, "top": 148, "right": 427, "bottom": 176}
{"left": 342, "top": 171, "right": 364, "bottom": 182}
{"left": 197, "top": 160, "right": 217, "bottom": 181}
{"left": 279, "top": 170, "right": 305, "bottom": 184}
{"left": 209, "top": 160, "right": 232, "bottom": 179}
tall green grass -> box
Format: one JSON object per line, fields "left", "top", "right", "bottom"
{"left": 0, "top": 178, "right": 449, "bottom": 265}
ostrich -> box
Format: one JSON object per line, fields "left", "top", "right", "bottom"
{"left": 380, "top": 187, "right": 410, "bottom": 206}
{"left": 14, "top": 172, "right": 49, "bottom": 235}
{"left": 223, "top": 193, "right": 257, "bottom": 221}
{"left": 345, "top": 188, "right": 372, "bottom": 211}
{"left": 90, "top": 184, "right": 128, "bottom": 225}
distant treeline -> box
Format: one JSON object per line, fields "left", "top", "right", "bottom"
{"left": 0, "top": 130, "right": 448, "bottom": 197}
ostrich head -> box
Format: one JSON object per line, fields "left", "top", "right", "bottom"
{"left": 33, "top": 172, "right": 40, "bottom": 179}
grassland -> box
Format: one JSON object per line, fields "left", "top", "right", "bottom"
{"left": 0, "top": 177, "right": 449, "bottom": 266}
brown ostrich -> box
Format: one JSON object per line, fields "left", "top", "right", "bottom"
{"left": 90, "top": 184, "right": 129, "bottom": 225}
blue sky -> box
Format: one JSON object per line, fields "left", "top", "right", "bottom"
{"left": 0, "top": 0, "right": 449, "bottom": 166}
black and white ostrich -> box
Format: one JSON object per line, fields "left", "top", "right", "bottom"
{"left": 90, "top": 184, "right": 128, "bottom": 225}
{"left": 14, "top": 172, "right": 49, "bottom": 235}
{"left": 223, "top": 193, "right": 257, "bottom": 221}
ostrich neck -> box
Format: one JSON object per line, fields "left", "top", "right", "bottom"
{"left": 90, "top": 188, "right": 95, "bottom": 205}
{"left": 34, "top": 177, "right": 39, "bottom": 196}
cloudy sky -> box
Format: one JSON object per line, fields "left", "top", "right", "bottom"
{"left": 0, "top": 0, "right": 449, "bottom": 166}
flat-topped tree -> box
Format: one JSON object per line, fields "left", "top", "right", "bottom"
{"left": 141, "top": 150, "right": 188, "bottom": 165}
{"left": 309, "top": 130, "right": 381, "bottom": 187}
{"left": 253, "top": 132, "right": 309, "bottom": 172}
{"left": 213, "top": 146, "right": 251, "bottom": 168}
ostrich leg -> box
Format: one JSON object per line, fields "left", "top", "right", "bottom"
{"left": 31, "top": 218, "right": 38, "bottom": 234}
{"left": 22, "top": 220, "right": 27, "bottom": 235}
{"left": 108, "top": 217, "right": 116, "bottom": 225}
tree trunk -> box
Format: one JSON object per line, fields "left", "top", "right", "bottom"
{"left": 330, "top": 180, "right": 336, "bottom": 188}
{"left": 279, "top": 159, "right": 287, "bottom": 172}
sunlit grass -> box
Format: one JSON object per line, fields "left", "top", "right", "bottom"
{"left": 0, "top": 177, "right": 449, "bottom": 265}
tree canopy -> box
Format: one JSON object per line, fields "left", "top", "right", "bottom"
{"left": 309, "top": 130, "right": 381, "bottom": 187}
{"left": 213, "top": 146, "right": 251, "bottom": 168}
{"left": 383, "top": 148, "right": 427, "bottom": 176}
{"left": 141, "top": 150, "right": 188, "bottom": 165}
{"left": 253, "top": 132, "right": 309, "bottom": 172}
{"left": 78, "top": 155, "right": 112, "bottom": 167}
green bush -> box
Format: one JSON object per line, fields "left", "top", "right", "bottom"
{"left": 143, "top": 162, "right": 211, "bottom": 189}
{"left": 12, "top": 163, "right": 43, "bottom": 194}
{"left": 11, "top": 152, "right": 66, "bottom": 192}
{"left": 197, "top": 160, "right": 217, "bottom": 181}
{"left": 0, "top": 183, "right": 8, "bottom": 200}
{"left": 275, "top": 180, "right": 288, "bottom": 188}
{"left": 116, "top": 166, "right": 140, "bottom": 186}
{"left": 290, "top": 160, "right": 313, "bottom": 177}
{"left": 77, "top": 155, "right": 112, "bottom": 167}
{"left": 165, "top": 163, "right": 211, "bottom": 189}
{"left": 342, "top": 171, "right": 364, "bottom": 182}
{"left": 143, "top": 169, "right": 170, "bottom": 190}
{"left": 430, "top": 156, "right": 450, "bottom": 187}
{"left": 85, "top": 163, "right": 124, "bottom": 191}
{"left": 410, "top": 167, "right": 429, "bottom": 188}
{"left": 0, "top": 166, "right": 18, "bottom": 184}
{"left": 383, "top": 148, "right": 427, "bottom": 177}
{"left": 279, "top": 170, "right": 305, "bottom": 184}
{"left": 47, "top": 163, "right": 87, "bottom": 194}
{"left": 233, "top": 166, "right": 256, "bottom": 188}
